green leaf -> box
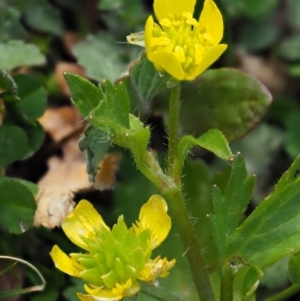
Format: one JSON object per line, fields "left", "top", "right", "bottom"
{"left": 90, "top": 80, "right": 130, "bottom": 130}
{"left": 120, "top": 53, "right": 170, "bottom": 106}
{"left": 64, "top": 73, "right": 103, "bottom": 118}
{"left": 289, "top": 251, "right": 300, "bottom": 284}
{"left": 224, "top": 0, "right": 279, "bottom": 19}
{"left": 13, "top": 74, "right": 47, "bottom": 120}
{"left": 175, "top": 129, "right": 232, "bottom": 176}
{"left": 0, "top": 70, "right": 19, "bottom": 102}
{"left": 0, "top": 179, "right": 36, "bottom": 234}
{"left": 242, "top": 266, "right": 263, "bottom": 298}
{"left": 0, "top": 40, "right": 45, "bottom": 70}
{"left": 180, "top": 68, "right": 273, "bottom": 142}
{"left": 209, "top": 154, "right": 255, "bottom": 259}
{"left": 98, "top": 0, "right": 123, "bottom": 10}
{"left": 237, "top": 18, "right": 280, "bottom": 52}
{"left": 287, "top": 0, "right": 300, "bottom": 33}
{"left": 72, "top": 34, "right": 127, "bottom": 82}
{"left": 0, "top": 125, "right": 28, "bottom": 168}
{"left": 3, "top": 103, "right": 45, "bottom": 159}
{"left": 283, "top": 112, "right": 300, "bottom": 158}
{"left": 228, "top": 154, "right": 300, "bottom": 268}
{"left": 78, "top": 125, "right": 111, "bottom": 182}
{"left": 277, "top": 35, "right": 300, "bottom": 61}
{"left": 23, "top": 0, "right": 64, "bottom": 35}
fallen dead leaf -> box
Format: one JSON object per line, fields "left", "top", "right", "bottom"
{"left": 237, "top": 49, "right": 286, "bottom": 94}
{"left": 62, "top": 31, "right": 83, "bottom": 57}
{"left": 34, "top": 137, "right": 122, "bottom": 228}
{"left": 94, "top": 153, "right": 122, "bottom": 190}
{"left": 39, "top": 106, "right": 84, "bottom": 142}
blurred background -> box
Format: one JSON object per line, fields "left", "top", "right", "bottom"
{"left": 1, "top": 0, "right": 300, "bottom": 300}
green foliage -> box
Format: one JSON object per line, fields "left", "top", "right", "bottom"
{"left": 277, "top": 36, "right": 300, "bottom": 61}
{"left": 0, "top": 71, "right": 46, "bottom": 161}
{"left": 23, "top": 0, "right": 64, "bottom": 35}
{"left": 13, "top": 74, "right": 47, "bottom": 120}
{"left": 0, "top": 179, "right": 36, "bottom": 234}
{"left": 78, "top": 125, "right": 111, "bottom": 182}
{"left": 210, "top": 154, "right": 256, "bottom": 261}
{"left": 174, "top": 129, "right": 232, "bottom": 177}
{"left": 237, "top": 18, "right": 280, "bottom": 52}
{"left": 0, "top": 41, "right": 45, "bottom": 70}
{"left": 120, "top": 53, "right": 171, "bottom": 106}
{"left": 180, "top": 68, "right": 273, "bottom": 141}
{"left": 64, "top": 73, "right": 103, "bottom": 118}
{"left": 0, "top": 125, "right": 28, "bottom": 168}
{"left": 211, "top": 154, "right": 300, "bottom": 270}
{"left": 223, "top": 0, "right": 279, "bottom": 18}
{"left": 242, "top": 266, "right": 263, "bottom": 298}
{"left": 288, "top": 252, "right": 300, "bottom": 284}
{"left": 287, "top": 0, "right": 300, "bottom": 32}
{"left": 72, "top": 34, "right": 127, "bottom": 82}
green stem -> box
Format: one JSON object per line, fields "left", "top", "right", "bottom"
{"left": 168, "top": 84, "right": 181, "bottom": 181}
{"left": 132, "top": 82, "right": 215, "bottom": 300}
{"left": 264, "top": 284, "right": 300, "bottom": 301}
{"left": 220, "top": 264, "right": 234, "bottom": 301}
{"left": 163, "top": 188, "right": 215, "bottom": 301}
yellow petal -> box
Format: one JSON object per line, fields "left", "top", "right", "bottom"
{"left": 62, "top": 200, "right": 110, "bottom": 250}
{"left": 196, "top": 44, "right": 227, "bottom": 76}
{"left": 77, "top": 284, "right": 126, "bottom": 301}
{"left": 49, "top": 245, "right": 81, "bottom": 277}
{"left": 199, "top": 0, "right": 224, "bottom": 44}
{"left": 138, "top": 195, "right": 171, "bottom": 249}
{"left": 154, "top": 0, "right": 196, "bottom": 21}
{"left": 150, "top": 50, "right": 184, "bottom": 80}
{"left": 77, "top": 292, "right": 121, "bottom": 301}
{"left": 145, "top": 16, "right": 154, "bottom": 57}
{"left": 138, "top": 257, "right": 176, "bottom": 282}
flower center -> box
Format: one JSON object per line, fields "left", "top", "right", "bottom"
{"left": 151, "top": 12, "right": 215, "bottom": 71}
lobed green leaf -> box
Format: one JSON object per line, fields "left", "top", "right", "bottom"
{"left": 209, "top": 154, "right": 255, "bottom": 259}
{"left": 228, "top": 155, "right": 300, "bottom": 268}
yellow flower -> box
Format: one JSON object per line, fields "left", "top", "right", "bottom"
{"left": 50, "top": 195, "right": 175, "bottom": 301}
{"left": 128, "top": 0, "right": 227, "bottom": 81}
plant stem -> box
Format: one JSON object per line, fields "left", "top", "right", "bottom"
{"left": 163, "top": 83, "right": 215, "bottom": 301}
{"left": 163, "top": 188, "right": 215, "bottom": 301}
{"left": 220, "top": 264, "right": 234, "bottom": 301}
{"left": 264, "top": 284, "right": 300, "bottom": 301}
{"left": 168, "top": 84, "right": 181, "bottom": 181}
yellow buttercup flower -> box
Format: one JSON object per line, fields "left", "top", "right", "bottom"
{"left": 50, "top": 195, "right": 175, "bottom": 301}
{"left": 128, "top": 0, "right": 227, "bottom": 81}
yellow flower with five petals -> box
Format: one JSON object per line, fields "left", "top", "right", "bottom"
{"left": 50, "top": 195, "right": 175, "bottom": 301}
{"left": 128, "top": 0, "right": 227, "bottom": 81}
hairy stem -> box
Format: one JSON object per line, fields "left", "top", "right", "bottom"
{"left": 163, "top": 187, "right": 216, "bottom": 301}
{"left": 168, "top": 84, "right": 180, "bottom": 182}
{"left": 220, "top": 264, "right": 234, "bottom": 301}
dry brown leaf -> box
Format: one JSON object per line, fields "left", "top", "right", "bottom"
{"left": 34, "top": 137, "right": 122, "bottom": 228}
{"left": 94, "top": 153, "right": 122, "bottom": 190}
{"left": 34, "top": 139, "right": 89, "bottom": 228}
{"left": 55, "top": 62, "right": 86, "bottom": 97}
{"left": 237, "top": 49, "right": 286, "bottom": 94}
{"left": 39, "top": 106, "right": 84, "bottom": 142}
{"left": 62, "top": 31, "right": 83, "bottom": 57}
